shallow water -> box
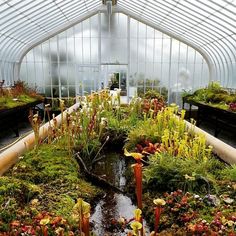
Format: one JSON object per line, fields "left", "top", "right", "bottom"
{"left": 90, "top": 152, "right": 150, "bottom": 235}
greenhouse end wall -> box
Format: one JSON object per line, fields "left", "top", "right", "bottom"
{"left": 20, "top": 12, "right": 209, "bottom": 104}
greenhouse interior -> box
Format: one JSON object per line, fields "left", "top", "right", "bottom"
{"left": 0, "top": 0, "right": 236, "bottom": 235}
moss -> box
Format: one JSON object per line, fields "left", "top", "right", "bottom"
{"left": 52, "top": 194, "right": 76, "bottom": 222}
{"left": 0, "top": 176, "right": 42, "bottom": 205}
{"left": 208, "top": 93, "right": 230, "bottom": 103}
{"left": 0, "top": 95, "right": 38, "bottom": 110}
{"left": 2, "top": 143, "right": 103, "bottom": 225}
{"left": 10, "top": 143, "right": 79, "bottom": 184}
{"left": 186, "top": 83, "right": 236, "bottom": 111}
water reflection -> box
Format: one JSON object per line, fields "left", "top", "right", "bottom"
{"left": 91, "top": 152, "right": 150, "bottom": 235}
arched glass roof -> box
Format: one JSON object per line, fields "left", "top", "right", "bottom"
{"left": 0, "top": 0, "right": 235, "bottom": 86}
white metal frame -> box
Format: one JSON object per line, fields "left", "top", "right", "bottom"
{"left": 0, "top": 0, "right": 235, "bottom": 88}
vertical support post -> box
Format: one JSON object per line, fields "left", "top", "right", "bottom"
{"left": 41, "top": 44, "right": 45, "bottom": 94}
{"left": 66, "top": 29, "right": 69, "bottom": 99}
{"left": 49, "top": 39, "right": 53, "bottom": 99}
{"left": 193, "top": 50, "right": 196, "bottom": 89}
{"left": 26, "top": 55, "right": 29, "bottom": 84}
{"left": 81, "top": 21, "right": 84, "bottom": 95}
{"left": 33, "top": 47, "right": 37, "bottom": 89}
{"left": 160, "top": 33, "right": 164, "bottom": 95}
{"left": 127, "top": 15, "right": 130, "bottom": 103}
{"left": 57, "top": 35, "right": 61, "bottom": 98}
{"left": 13, "top": 62, "right": 20, "bottom": 82}
{"left": 73, "top": 25, "right": 77, "bottom": 98}
{"left": 167, "top": 38, "right": 172, "bottom": 105}
{"left": 98, "top": 12, "right": 102, "bottom": 88}
{"left": 152, "top": 29, "right": 155, "bottom": 90}
{"left": 137, "top": 22, "right": 139, "bottom": 95}
{"left": 200, "top": 57, "right": 204, "bottom": 87}
{"left": 176, "top": 41, "right": 181, "bottom": 103}
{"left": 144, "top": 24, "right": 147, "bottom": 94}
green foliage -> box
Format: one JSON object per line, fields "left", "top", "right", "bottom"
{"left": 0, "top": 94, "right": 38, "bottom": 110}
{"left": 0, "top": 81, "right": 42, "bottom": 110}
{"left": 220, "top": 165, "right": 236, "bottom": 181}
{"left": 0, "top": 176, "right": 42, "bottom": 226}
{"left": 143, "top": 90, "right": 163, "bottom": 100}
{"left": 143, "top": 152, "right": 226, "bottom": 193}
{"left": 207, "top": 81, "right": 222, "bottom": 91}
{"left": 10, "top": 143, "right": 79, "bottom": 184}
{"left": 2, "top": 143, "right": 102, "bottom": 227}
{"left": 138, "top": 87, "right": 168, "bottom": 100}
{"left": 125, "top": 118, "right": 162, "bottom": 151}
{"left": 125, "top": 107, "right": 212, "bottom": 161}
{"left": 142, "top": 190, "right": 236, "bottom": 235}
{"left": 184, "top": 82, "right": 236, "bottom": 111}
{"left": 0, "top": 177, "right": 42, "bottom": 205}
{"left": 49, "top": 97, "right": 76, "bottom": 111}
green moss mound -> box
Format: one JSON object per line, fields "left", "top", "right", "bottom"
{"left": 0, "top": 143, "right": 102, "bottom": 231}
{"left": 184, "top": 82, "right": 236, "bottom": 111}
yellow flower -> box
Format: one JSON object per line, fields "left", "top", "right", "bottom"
{"left": 124, "top": 148, "right": 143, "bottom": 161}
{"left": 72, "top": 198, "right": 91, "bottom": 222}
{"left": 40, "top": 218, "right": 50, "bottom": 225}
{"left": 153, "top": 198, "right": 166, "bottom": 206}
{"left": 134, "top": 208, "right": 142, "bottom": 221}
{"left": 130, "top": 221, "right": 142, "bottom": 233}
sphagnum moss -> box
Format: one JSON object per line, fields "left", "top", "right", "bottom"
{"left": 1, "top": 142, "right": 103, "bottom": 228}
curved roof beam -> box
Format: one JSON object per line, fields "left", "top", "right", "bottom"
{"left": 119, "top": 0, "right": 235, "bottom": 62}
{"left": 15, "top": 7, "right": 102, "bottom": 63}
{"left": 6, "top": 5, "right": 101, "bottom": 61}
{"left": 2, "top": 1, "right": 234, "bottom": 86}
{"left": 116, "top": 6, "right": 216, "bottom": 81}
{"left": 116, "top": 6, "right": 224, "bottom": 81}
{"left": 15, "top": 6, "right": 215, "bottom": 82}
{"left": 1, "top": 1, "right": 90, "bottom": 35}
{"left": 118, "top": 1, "right": 235, "bottom": 82}
{"left": 0, "top": 0, "right": 101, "bottom": 61}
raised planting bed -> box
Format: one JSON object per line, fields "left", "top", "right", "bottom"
{"left": 0, "top": 100, "right": 43, "bottom": 137}
{"left": 182, "top": 82, "right": 236, "bottom": 137}
{"left": 0, "top": 81, "right": 43, "bottom": 136}
{"left": 0, "top": 89, "right": 235, "bottom": 235}
{"left": 183, "top": 98, "right": 236, "bottom": 137}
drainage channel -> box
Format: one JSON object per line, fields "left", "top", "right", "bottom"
{"left": 90, "top": 152, "right": 150, "bottom": 235}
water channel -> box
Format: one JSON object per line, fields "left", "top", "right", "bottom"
{"left": 90, "top": 152, "right": 150, "bottom": 235}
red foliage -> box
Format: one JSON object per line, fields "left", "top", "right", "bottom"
{"left": 136, "top": 141, "right": 162, "bottom": 155}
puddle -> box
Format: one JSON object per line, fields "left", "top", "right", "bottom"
{"left": 91, "top": 152, "right": 150, "bottom": 235}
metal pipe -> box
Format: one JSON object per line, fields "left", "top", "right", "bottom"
{"left": 0, "top": 103, "right": 80, "bottom": 176}
{"left": 185, "top": 120, "right": 236, "bottom": 165}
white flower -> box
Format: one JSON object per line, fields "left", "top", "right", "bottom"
{"left": 115, "top": 88, "right": 121, "bottom": 94}
{"left": 100, "top": 117, "right": 108, "bottom": 126}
